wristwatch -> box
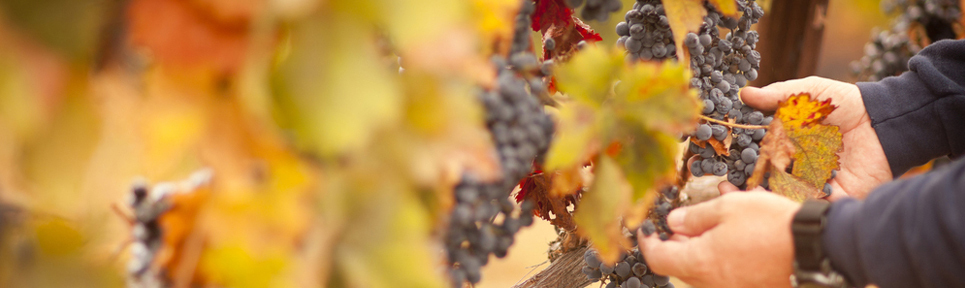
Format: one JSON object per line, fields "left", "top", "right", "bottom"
{"left": 789, "top": 200, "right": 850, "bottom": 288}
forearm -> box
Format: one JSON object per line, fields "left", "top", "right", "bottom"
{"left": 857, "top": 39, "right": 965, "bottom": 176}
{"left": 821, "top": 158, "right": 965, "bottom": 288}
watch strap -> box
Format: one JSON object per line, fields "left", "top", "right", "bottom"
{"left": 792, "top": 200, "right": 831, "bottom": 271}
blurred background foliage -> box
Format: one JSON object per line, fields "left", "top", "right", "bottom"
{"left": 0, "top": 0, "right": 889, "bottom": 287}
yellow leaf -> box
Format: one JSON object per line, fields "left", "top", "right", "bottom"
{"left": 198, "top": 246, "right": 288, "bottom": 288}
{"left": 545, "top": 103, "right": 602, "bottom": 170}
{"left": 614, "top": 127, "right": 679, "bottom": 202}
{"left": 274, "top": 14, "right": 403, "bottom": 157}
{"left": 471, "top": 0, "right": 518, "bottom": 55}
{"left": 336, "top": 183, "right": 445, "bottom": 288}
{"left": 575, "top": 155, "right": 632, "bottom": 265}
{"left": 708, "top": 0, "right": 740, "bottom": 17}
{"left": 769, "top": 169, "right": 823, "bottom": 202}
{"left": 788, "top": 124, "right": 842, "bottom": 189}
{"left": 34, "top": 219, "right": 84, "bottom": 256}
{"left": 554, "top": 46, "right": 623, "bottom": 107}
{"left": 662, "top": 0, "right": 707, "bottom": 63}
{"left": 618, "top": 61, "right": 700, "bottom": 134}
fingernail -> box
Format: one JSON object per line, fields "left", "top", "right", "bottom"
{"left": 667, "top": 208, "right": 686, "bottom": 230}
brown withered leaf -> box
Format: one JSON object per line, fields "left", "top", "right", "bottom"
{"left": 518, "top": 172, "right": 579, "bottom": 231}
{"left": 747, "top": 120, "right": 794, "bottom": 188}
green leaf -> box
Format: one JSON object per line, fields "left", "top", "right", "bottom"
{"left": 614, "top": 126, "right": 679, "bottom": 202}
{"left": 554, "top": 46, "right": 623, "bottom": 107}
{"left": 544, "top": 104, "right": 603, "bottom": 170}
{"left": 617, "top": 61, "right": 699, "bottom": 134}
{"left": 575, "top": 155, "right": 632, "bottom": 264}
{"left": 273, "top": 14, "right": 403, "bottom": 158}
{"left": 336, "top": 181, "right": 445, "bottom": 288}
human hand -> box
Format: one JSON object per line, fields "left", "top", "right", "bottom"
{"left": 639, "top": 190, "right": 800, "bottom": 288}
{"left": 726, "top": 76, "right": 892, "bottom": 200}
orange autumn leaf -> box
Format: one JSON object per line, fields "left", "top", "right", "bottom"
{"left": 775, "top": 93, "right": 836, "bottom": 128}
{"left": 127, "top": 0, "right": 254, "bottom": 74}
{"left": 153, "top": 170, "right": 212, "bottom": 284}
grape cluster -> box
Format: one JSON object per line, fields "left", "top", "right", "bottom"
{"left": 616, "top": 0, "right": 768, "bottom": 189}
{"left": 685, "top": 1, "right": 767, "bottom": 190}
{"left": 445, "top": 1, "right": 555, "bottom": 286}
{"left": 582, "top": 248, "right": 674, "bottom": 288}
{"left": 565, "top": 0, "right": 624, "bottom": 22}
{"left": 615, "top": 0, "right": 677, "bottom": 62}
{"left": 445, "top": 178, "right": 537, "bottom": 286}
{"left": 883, "top": 0, "right": 960, "bottom": 41}
{"left": 126, "top": 169, "right": 212, "bottom": 288}
{"left": 580, "top": 187, "right": 679, "bottom": 288}
{"left": 852, "top": 0, "right": 960, "bottom": 81}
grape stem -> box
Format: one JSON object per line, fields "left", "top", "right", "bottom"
{"left": 698, "top": 115, "right": 768, "bottom": 130}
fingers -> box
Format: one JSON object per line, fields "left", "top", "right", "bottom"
{"left": 739, "top": 86, "right": 785, "bottom": 112}
{"left": 638, "top": 234, "right": 702, "bottom": 277}
{"left": 717, "top": 180, "right": 740, "bottom": 195}
{"left": 666, "top": 199, "right": 724, "bottom": 237}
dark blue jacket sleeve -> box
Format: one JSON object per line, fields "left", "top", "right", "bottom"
{"left": 856, "top": 39, "right": 965, "bottom": 176}
{"left": 822, "top": 159, "right": 965, "bottom": 288}
{"left": 822, "top": 39, "right": 965, "bottom": 288}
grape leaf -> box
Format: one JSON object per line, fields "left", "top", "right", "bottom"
{"left": 273, "top": 14, "right": 403, "bottom": 157}
{"left": 788, "top": 123, "right": 842, "bottom": 188}
{"left": 748, "top": 93, "right": 842, "bottom": 201}
{"left": 549, "top": 46, "right": 698, "bottom": 256}
{"left": 518, "top": 171, "right": 579, "bottom": 230}
{"left": 574, "top": 155, "right": 632, "bottom": 264}
{"left": 128, "top": 0, "right": 251, "bottom": 74}
{"left": 544, "top": 103, "right": 603, "bottom": 170}
{"left": 662, "top": 0, "right": 707, "bottom": 62}
{"left": 532, "top": 0, "right": 603, "bottom": 60}
{"left": 708, "top": 0, "right": 739, "bottom": 17}
{"left": 775, "top": 93, "right": 836, "bottom": 128}
{"left": 614, "top": 126, "right": 679, "bottom": 203}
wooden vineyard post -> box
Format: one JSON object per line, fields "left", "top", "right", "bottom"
{"left": 751, "top": 0, "right": 829, "bottom": 86}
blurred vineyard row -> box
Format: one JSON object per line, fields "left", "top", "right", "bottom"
{"left": 0, "top": 0, "right": 902, "bottom": 287}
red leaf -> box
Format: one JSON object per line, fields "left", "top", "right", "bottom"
{"left": 531, "top": 0, "right": 602, "bottom": 60}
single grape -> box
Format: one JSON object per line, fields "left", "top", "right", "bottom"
{"left": 696, "top": 124, "right": 712, "bottom": 141}
{"left": 702, "top": 99, "right": 715, "bottom": 114}
{"left": 625, "top": 276, "right": 642, "bottom": 288}
{"left": 616, "top": 261, "right": 631, "bottom": 277}
{"left": 741, "top": 147, "right": 758, "bottom": 163}
{"left": 544, "top": 38, "right": 556, "bottom": 51}
{"left": 654, "top": 274, "right": 671, "bottom": 286}
{"left": 712, "top": 161, "right": 728, "bottom": 176}
{"left": 617, "top": 22, "right": 630, "bottom": 36}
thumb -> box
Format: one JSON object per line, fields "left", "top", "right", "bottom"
{"left": 740, "top": 77, "right": 824, "bottom": 112}
{"left": 667, "top": 199, "right": 725, "bottom": 236}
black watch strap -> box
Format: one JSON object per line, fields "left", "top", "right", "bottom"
{"left": 792, "top": 200, "right": 830, "bottom": 271}
{"left": 790, "top": 200, "right": 849, "bottom": 288}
